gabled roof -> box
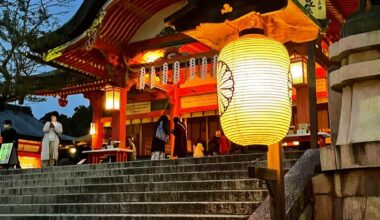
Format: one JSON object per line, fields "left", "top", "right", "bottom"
{"left": 31, "top": 69, "right": 97, "bottom": 96}
{"left": 30, "top": 0, "right": 108, "bottom": 53}
{"left": 0, "top": 105, "right": 74, "bottom": 142}
{"left": 29, "top": 0, "right": 185, "bottom": 79}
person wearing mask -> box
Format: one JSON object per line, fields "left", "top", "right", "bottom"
{"left": 172, "top": 117, "right": 187, "bottom": 158}
{"left": 1, "top": 120, "right": 21, "bottom": 169}
{"left": 42, "top": 112, "right": 63, "bottom": 167}
{"left": 151, "top": 115, "right": 169, "bottom": 160}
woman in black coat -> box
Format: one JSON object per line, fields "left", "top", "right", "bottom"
{"left": 172, "top": 117, "right": 187, "bottom": 158}
{"left": 151, "top": 115, "right": 169, "bottom": 160}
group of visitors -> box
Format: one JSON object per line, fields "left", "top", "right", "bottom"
{"left": 150, "top": 115, "right": 187, "bottom": 160}
{"left": 191, "top": 131, "right": 229, "bottom": 158}
{"left": 1, "top": 111, "right": 235, "bottom": 168}
{"left": 150, "top": 115, "right": 230, "bottom": 160}
{"left": 0, "top": 113, "right": 62, "bottom": 169}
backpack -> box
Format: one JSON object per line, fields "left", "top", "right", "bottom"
{"left": 155, "top": 122, "right": 168, "bottom": 143}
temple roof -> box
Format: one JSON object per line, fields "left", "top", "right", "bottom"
{"left": 30, "top": 0, "right": 108, "bottom": 54}
{"left": 29, "top": 0, "right": 360, "bottom": 96}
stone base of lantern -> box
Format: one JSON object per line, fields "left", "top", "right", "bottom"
{"left": 315, "top": 27, "right": 380, "bottom": 219}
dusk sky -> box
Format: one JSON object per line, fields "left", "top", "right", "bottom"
{"left": 21, "top": 0, "right": 87, "bottom": 119}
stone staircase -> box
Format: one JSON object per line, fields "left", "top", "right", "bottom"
{"left": 0, "top": 151, "right": 303, "bottom": 220}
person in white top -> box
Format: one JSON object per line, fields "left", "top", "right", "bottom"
{"left": 41, "top": 112, "right": 63, "bottom": 167}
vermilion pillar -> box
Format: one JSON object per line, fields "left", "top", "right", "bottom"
{"left": 296, "top": 86, "right": 310, "bottom": 127}
{"left": 169, "top": 85, "right": 181, "bottom": 157}
{"left": 86, "top": 91, "right": 104, "bottom": 149}
{"left": 112, "top": 87, "right": 127, "bottom": 149}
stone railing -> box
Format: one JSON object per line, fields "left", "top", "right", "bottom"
{"left": 249, "top": 148, "right": 320, "bottom": 220}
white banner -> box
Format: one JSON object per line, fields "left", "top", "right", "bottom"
{"left": 298, "top": 0, "right": 326, "bottom": 19}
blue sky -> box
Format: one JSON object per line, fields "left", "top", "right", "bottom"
{"left": 22, "top": 0, "right": 87, "bottom": 119}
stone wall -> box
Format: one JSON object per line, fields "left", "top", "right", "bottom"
{"left": 317, "top": 8, "right": 380, "bottom": 219}
{"left": 312, "top": 169, "right": 380, "bottom": 220}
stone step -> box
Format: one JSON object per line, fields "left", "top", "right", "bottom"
{"left": 0, "top": 170, "right": 250, "bottom": 188}
{"left": 0, "top": 179, "right": 265, "bottom": 196}
{"left": 1, "top": 153, "right": 266, "bottom": 175}
{"left": 0, "top": 213, "right": 250, "bottom": 220}
{"left": 0, "top": 189, "right": 268, "bottom": 204}
{"left": 0, "top": 151, "right": 304, "bottom": 176}
{"left": 0, "top": 159, "right": 297, "bottom": 182}
{"left": 0, "top": 201, "right": 260, "bottom": 215}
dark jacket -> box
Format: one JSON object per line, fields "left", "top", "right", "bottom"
{"left": 1, "top": 128, "right": 19, "bottom": 165}
{"left": 1, "top": 128, "right": 18, "bottom": 148}
{"left": 151, "top": 120, "right": 169, "bottom": 153}
{"left": 173, "top": 122, "right": 187, "bottom": 158}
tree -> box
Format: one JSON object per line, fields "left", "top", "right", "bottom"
{"left": 70, "top": 105, "right": 92, "bottom": 137}
{"left": 0, "top": 0, "right": 73, "bottom": 108}
{"left": 40, "top": 105, "right": 92, "bottom": 137}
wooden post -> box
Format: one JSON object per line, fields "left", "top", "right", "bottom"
{"left": 112, "top": 88, "right": 127, "bottom": 149}
{"left": 205, "top": 116, "right": 209, "bottom": 151}
{"left": 267, "top": 142, "right": 285, "bottom": 220}
{"left": 169, "top": 85, "right": 181, "bottom": 158}
{"left": 85, "top": 91, "right": 104, "bottom": 150}
{"left": 296, "top": 86, "right": 310, "bottom": 126}
{"left": 307, "top": 40, "right": 318, "bottom": 149}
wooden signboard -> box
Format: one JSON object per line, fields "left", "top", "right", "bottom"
{"left": 0, "top": 143, "right": 13, "bottom": 164}
{"left": 127, "top": 102, "right": 151, "bottom": 115}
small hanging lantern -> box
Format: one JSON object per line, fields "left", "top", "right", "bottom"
{"left": 212, "top": 55, "right": 218, "bottom": 78}
{"left": 201, "top": 56, "right": 207, "bottom": 80}
{"left": 290, "top": 56, "right": 308, "bottom": 86}
{"left": 162, "top": 62, "right": 168, "bottom": 84}
{"left": 150, "top": 67, "right": 156, "bottom": 89}
{"left": 58, "top": 95, "right": 68, "bottom": 107}
{"left": 90, "top": 122, "right": 96, "bottom": 135}
{"left": 217, "top": 28, "right": 291, "bottom": 146}
{"left": 139, "top": 67, "right": 146, "bottom": 90}
{"left": 105, "top": 87, "right": 121, "bottom": 110}
{"left": 173, "top": 61, "right": 180, "bottom": 84}
{"left": 189, "top": 58, "right": 196, "bottom": 80}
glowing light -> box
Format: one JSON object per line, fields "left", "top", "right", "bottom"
{"left": 293, "top": 141, "right": 300, "bottom": 146}
{"left": 105, "top": 87, "right": 121, "bottom": 110}
{"left": 90, "top": 122, "right": 96, "bottom": 135}
{"left": 290, "top": 57, "right": 307, "bottom": 85}
{"left": 217, "top": 34, "right": 292, "bottom": 146}
{"left": 144, "top": 50, "right": 165, "bottom": 63}
{"left": 69, "top": 148, "right": 77, "bottom": 154}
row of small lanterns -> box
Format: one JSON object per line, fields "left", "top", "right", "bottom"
{"left": 137, "top": 55, "right": 220, "bottom": 90}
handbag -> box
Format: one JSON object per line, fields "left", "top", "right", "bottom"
{"left": 155, "top": 122, "right": 168, "bottom": 143}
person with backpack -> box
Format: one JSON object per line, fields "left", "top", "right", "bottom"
{"left": 151, "top": 115, "right": 169, "bottom": 160}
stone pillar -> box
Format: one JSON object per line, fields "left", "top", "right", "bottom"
{"left": 317, "top": 2, "right": 380, "bottom": 219}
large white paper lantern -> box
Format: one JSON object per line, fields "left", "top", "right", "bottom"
{"left": 217, "top": 34, "right": 291, "bottom": 146}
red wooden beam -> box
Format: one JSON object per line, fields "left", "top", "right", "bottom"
{"left": 93, "top": 39, "right": 121, "bottom": 56}
{"left": 181, "top": 105, "right": 218, "bottom": 114}
{"left": 126, "top": 33, "right": 196, "bottom": 54}
{"left": 179, "top": 84, "right": 217, "bottom": 97}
